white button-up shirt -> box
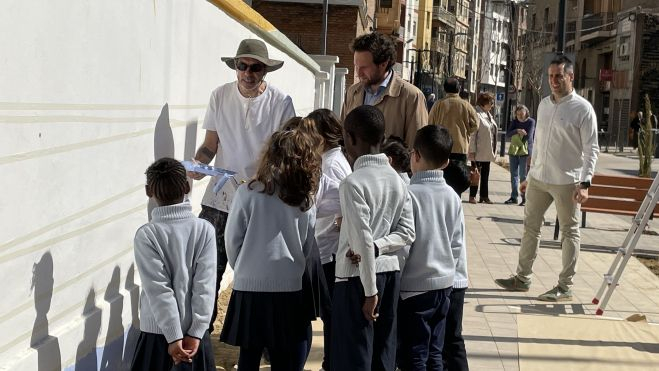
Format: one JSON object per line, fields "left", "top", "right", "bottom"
{"left": 528, "top": 90, "right": 599, "bottom": 185}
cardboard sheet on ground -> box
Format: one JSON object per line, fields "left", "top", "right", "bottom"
{"left": 518, "top": 314, "right": 659, "bottom": 370}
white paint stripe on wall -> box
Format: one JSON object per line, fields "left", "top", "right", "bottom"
{"left": 0, "top": 0, "right": 318, "bottom": 368}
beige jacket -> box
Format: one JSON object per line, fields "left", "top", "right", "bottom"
{"left": 469, "top": 106, "right": 498, "bottom": 162}
{"left": 428, "top": 93, "right": 479, "bottom": 154}
{"left": 341, "top": 72, "right": 428, "bottom": 148}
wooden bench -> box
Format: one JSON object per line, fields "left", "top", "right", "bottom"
{"left": 552, "top": 174, "right": 659, "bottom": 240}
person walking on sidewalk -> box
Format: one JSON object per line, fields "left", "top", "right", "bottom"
{"left": 494, "top": 55, "right": 599, "bottom": 302}
{"left": 468, "top": 92, "right": 498, "bottom": 204}
{"left": 504, "top": 105, "right": 535, "bottom": 206}
{"left": 428, "top": 78, "right": 479, "bottom": 196}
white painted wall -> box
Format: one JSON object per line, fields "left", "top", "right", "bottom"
{"left": 0, "top": 0, "right": 319, "bottom": 369}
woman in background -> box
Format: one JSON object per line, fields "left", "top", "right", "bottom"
{"left": 505, "top": 105, "right": 535, "bottom": 206}
{"left": 468, "top": 92, "right": 498, "bottom": 204}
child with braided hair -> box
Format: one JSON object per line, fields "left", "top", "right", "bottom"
{"left": 131, "top": 158, "right": 217, "bottom": 370}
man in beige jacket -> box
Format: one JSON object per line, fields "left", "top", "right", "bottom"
{"left": 341, "top": 32, "right": 428, "bottom": 148}
{"left": 428, "top": 78, "right": 479, "bottom": 195}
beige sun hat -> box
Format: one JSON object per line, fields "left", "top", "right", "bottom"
{"left": 221, "top": 39, "right": 284, "bottom": 72}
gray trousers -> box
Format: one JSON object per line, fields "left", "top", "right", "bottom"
{"left": 516, "top": 176, "right": 580, "bottom": 290}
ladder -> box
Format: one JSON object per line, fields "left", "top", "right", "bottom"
{"left": 592, "top": 171, "right": 659, "bottom": 315}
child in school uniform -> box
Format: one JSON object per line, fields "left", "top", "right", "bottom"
{"left": 306, "top": 108, "right": 352, "bottom": 371}
{"left": 443, "top": 243, "right": 469, "bottom": 371}
{"left": 220, "top": 126, "right": 321, "bottom": 371}
{"left": 398, "top": 125, "right": 466, "bottom": 371}
{"left": 131, "top": 158, "right": 217, "bottom": 370}
{"left": 382, "top": 136, "right": 412, "bottom": 185}
{"left": 331, "top": 105, "right": 415, "bottom": 371}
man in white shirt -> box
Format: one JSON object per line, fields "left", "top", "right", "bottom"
{"left": 188, "top": 39, "right": 295, "bottom": 332}
{"left": 495, "top": 55, "right": 599, "bottom": 302}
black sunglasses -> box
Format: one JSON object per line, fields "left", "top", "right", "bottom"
{"left": 235, "top": 60, "right": 265, "bottom": 73}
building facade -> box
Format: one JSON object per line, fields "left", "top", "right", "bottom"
{"left": 253, "top": 0, "right": 377, "bottom": 86}
{"left": 465, "top": 0, "right": 483, "bottom": 100}
{"left": 479, "top": 0, "right": 511, "bottom": 122}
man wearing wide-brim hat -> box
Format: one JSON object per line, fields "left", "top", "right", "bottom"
{"left": 188, "top": 38, "right": 295, "bottom": 332}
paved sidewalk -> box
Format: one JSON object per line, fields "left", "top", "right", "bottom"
{"left": 303, "top": 161, "right": 659, "bottom": 371}
{"left": 220, "top": 159, "right": 659, "bottom": 370}
{"left": 459, "top": 161, "right": 659, "bottom": 370}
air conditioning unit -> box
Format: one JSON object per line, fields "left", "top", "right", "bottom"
{"left": 618, "top": 42, "right": 630, "bottom": 57}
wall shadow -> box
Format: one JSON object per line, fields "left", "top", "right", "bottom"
{"left": 148, "top": 103, "right": 174, "bottom": 221}
{"left": 154, "top": 103, "right": 174, "bottom": 160}
{"left": 121, "top": 264, "right": 140, "bottom": 370}
{"left": 74, "top": 289, "right": 102, "bottom": 371}
{"left": 99, "top": 267, "right": 124, "bottom": 371}
{"left": 30, "top": 252, "right": 62, "bottom": 371}
{"left": 183, "top": 119, "right": 198, "bottom": 161}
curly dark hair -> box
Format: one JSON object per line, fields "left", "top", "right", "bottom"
{"left": 280, "top": 116, "right": 324, "bottom": 149}
{"left": 382, "top": 136, "right": 410, "bottom": 173}
{"left": 350, "top": 32, "right": 397, "bottom": 70}
{"left": 145, "top": 158, "right": 188, "bottom": 204}
{"left": 250, "top": 121, "right": 322, "bottom": 211}
{"left": 307, "top": 109, "right": 343, "bottom": 149}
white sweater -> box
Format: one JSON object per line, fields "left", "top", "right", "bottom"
{"left": 133, "top": 202, "right": 217, "bottom": 343}
{"left": 335, "top": 154, "right": 415, "bottom": 297}
{"left": 225, "top": 182, "right": 316, "bottom": 292}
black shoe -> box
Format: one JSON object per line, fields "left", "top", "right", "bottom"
{"left": 504, "top": 198, "right": 518, "bottom": 205}
{"left": 519, "top": 200, "right": 526, "bottom": 206}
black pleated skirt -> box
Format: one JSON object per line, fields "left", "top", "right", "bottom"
{"left": 303, "top": 238, "right": 332, "bottom": 320}
{"left": 130, "top": 331, "right": 215, "bottom": 371}
{"left": 219, "top": 290, "right": 311, "bottom": 349}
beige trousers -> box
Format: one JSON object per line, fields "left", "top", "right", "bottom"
{"left": 516, "top": 176, "right": 580, "bottom": 290}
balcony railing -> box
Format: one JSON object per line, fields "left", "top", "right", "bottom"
{"left": 431, "top": 38, "right": 450, "bottom": 55}
{"left": 582, "top": 12, "right": 615, "bottom": 33}
{"left": 580, "top": 12, "right": 616, "bottom": 43}
{"left": 432, "top": 6, "right": 456, "bottom": 27}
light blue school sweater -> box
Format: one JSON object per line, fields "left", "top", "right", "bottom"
{"left": 401, "top": 170, "right": 466, "bottom": 292}
{"left": 134, "top": 202, "right": 217, "bottom": 343}
{"left": 225, "top": 182, "right": 316, "bottom": 292}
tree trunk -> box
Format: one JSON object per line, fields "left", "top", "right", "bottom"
{"left": 638, "top": 94, "right": 654, "bottom": 178}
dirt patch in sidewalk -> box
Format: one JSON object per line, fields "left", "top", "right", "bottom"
{"left": 638, "top": 256, "right": 659, "bottom": 278}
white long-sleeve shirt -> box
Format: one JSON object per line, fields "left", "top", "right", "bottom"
{"left": 315, "top": 147, "right": 352, "bottom": 264}
{"left": 335, "top": 154, "right": 415, "bottom": 297}
{"left": 529, "top": 90, "right": 599, "bottom": 185}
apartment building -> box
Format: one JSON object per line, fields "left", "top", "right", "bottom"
{"left": 465, "top": 0, "right": 483, "bottom": 99}
{"left": 253, "top": 0, "right": 377, "bottom": 86}
{"left": 478, "top": 0, "right": 511, "bottom": 121}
